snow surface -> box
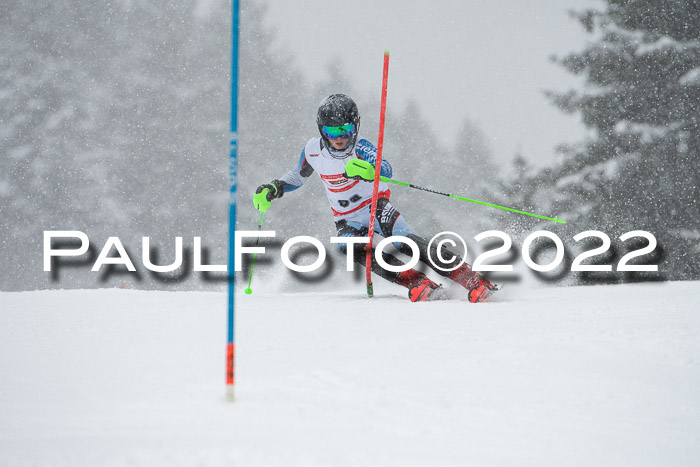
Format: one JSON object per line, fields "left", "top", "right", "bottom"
{"left": 1, "top": 282, "right": 700, "bottom": 466}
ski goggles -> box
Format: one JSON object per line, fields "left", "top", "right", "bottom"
{"left": 322, "top": 124, "right": 355, "bottom": 140}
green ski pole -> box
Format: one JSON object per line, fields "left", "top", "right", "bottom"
{"left": 244, "top": 211, "right": 265, "bottom": 294}
{"left": 379, "top": 176, "right": 566, "bottom": 224}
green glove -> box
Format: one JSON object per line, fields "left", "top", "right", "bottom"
{"left": 344, "top": 159, "right": 375, "bottom": 181}
{"left": 253, "top": 180, "right": 284, "bottom": 213}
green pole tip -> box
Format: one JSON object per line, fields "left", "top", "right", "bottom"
{"left": 244, "top": 288, "right": 252, "bottom": 295}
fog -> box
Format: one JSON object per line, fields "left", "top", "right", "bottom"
{"left": 264, "top": 0, "right": 595, "bottom": 166}
{"left": 1, "top": 0, "right": 698, "bottom": 291}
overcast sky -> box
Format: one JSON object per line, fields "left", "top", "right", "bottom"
{"left": 262, "top": 0, "right": 600, "bottom": 166}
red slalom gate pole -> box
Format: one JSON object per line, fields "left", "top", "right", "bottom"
{"left": 366, "top": 51, "right": 390, "bottom": 298}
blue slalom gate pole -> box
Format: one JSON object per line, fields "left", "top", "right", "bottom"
{"left": 226, "top": 0, "right": 240, "bottom": 402}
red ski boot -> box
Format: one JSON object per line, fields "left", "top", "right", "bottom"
{"left": 408, "top": 278, "right": 441, "bottom": 302}
{"left": 467, "top": 278, "right": 499, "bottom": 303}
{"left": 395, "top": 269, "right": 441, "bottom": 302}
{"left": 449, "top": 263, "right": 499, "bottom": 303}
{"left": 448, "top": 263, "right": 482, "bottom": 291}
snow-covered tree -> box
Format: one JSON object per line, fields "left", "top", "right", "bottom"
{"left": 0, "top": 0, "right": 498, "bottom": 291}
{"left": 544, "top": 0, "right": 700, "bottom": 280}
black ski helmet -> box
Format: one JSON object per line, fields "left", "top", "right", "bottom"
{"left": 317, "top": 94, "right": 360, "bottom": 152}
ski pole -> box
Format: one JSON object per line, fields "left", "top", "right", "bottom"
{"left": 379, "top": 176, "right": 566, "bottom": 224}
{"left": 244, "top": 211, "right": 265, "bottom": 294}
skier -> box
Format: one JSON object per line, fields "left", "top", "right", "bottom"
{"left": 253, "top": 94, "right": 498, "bottom": 303}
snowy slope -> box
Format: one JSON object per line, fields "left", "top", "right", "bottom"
{"left": 1, "top": 282, "right": 699, "bottom": 467}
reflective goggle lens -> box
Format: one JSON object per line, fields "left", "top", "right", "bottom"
{"left": 322, "top": 124, "right": 355, "bottom": 139}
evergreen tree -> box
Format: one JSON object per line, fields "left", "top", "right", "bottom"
{"left": 0, "top": 0, "right": 497, "bottom": 291}
{"left": 0, "top": 0, "right": 121, "bottom": 288}
{"left": 447, "top": 117, "right": 498, "bottom": 234}
{"left": 495, "top": 148, "right": 538, "bottom": 236}
{"left": 0, "top": 0, "right": 314, "bottom": 290}
{"left": 381, "top": 100, "right": 444, "bottom": 233}
{"left": 544, "top": 0, "right": 700, "bottom": 280}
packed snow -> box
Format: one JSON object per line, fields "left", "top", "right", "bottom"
{"left": 1, "top": 281, "right": 699, "bottom": 466}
